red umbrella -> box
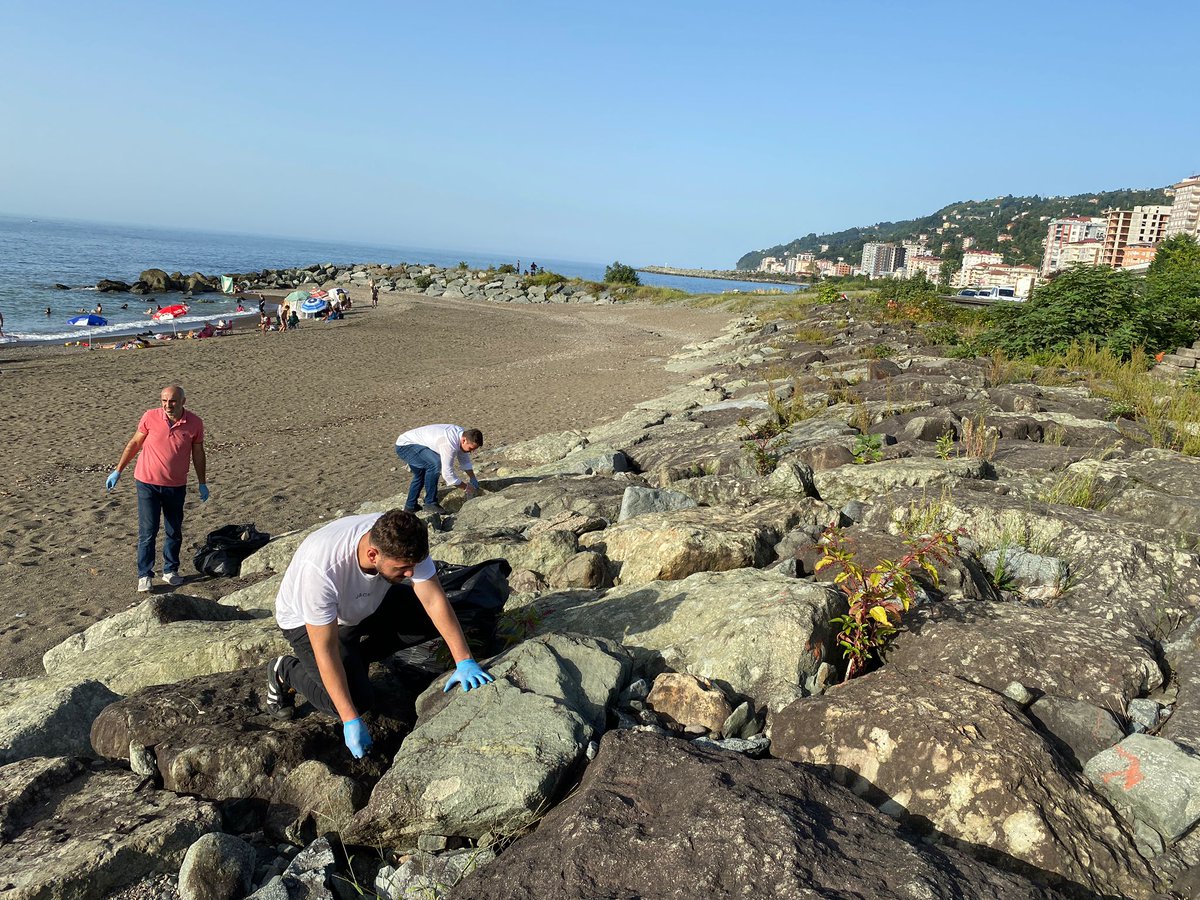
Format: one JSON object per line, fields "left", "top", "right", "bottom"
{"left": 153, "top": 304, "right": 189, "bottom": 335}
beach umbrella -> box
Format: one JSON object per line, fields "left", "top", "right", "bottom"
{"left": 308, "top": 289, "right": 328, "bottom": 299}
{"left": 300, "top": 297, "right": 328, "bottom": 316}
{"left": 153, "top": 303, "right": 188, "bottom": 335}
{"left": 284, "top": 289, "right": 309, "bottom": 305}
{"left": 68, "top": 313, "right": 107, "bottom": 349}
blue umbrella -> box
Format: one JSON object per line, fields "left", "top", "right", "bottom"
{"left": 68, "top": 313, "right": 107, "bottom": 349}
{"left": 300, "top": 297, "right": 328, "bottom": 315}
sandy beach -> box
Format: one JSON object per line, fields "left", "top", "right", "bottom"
{"left": 0, "top": 290, "right": 730, "bottom": 678}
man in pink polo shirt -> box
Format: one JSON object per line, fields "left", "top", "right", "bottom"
{"left": 105, "top": 384, "right": 209, "bottom": 592}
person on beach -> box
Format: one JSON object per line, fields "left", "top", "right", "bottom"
{"left": 0, "top": 310, "right": 4, "bottom": 335}
{"left": 370, "top": 280, "right": 379, "bottom": 308}
{"left": 259, "top": 310, "right": 272, "bottom": 335}
{"left": 279, "top": 304, "right": 290, "bottom": 332}
{"left": 288, "top": 309, "right": 299, "bottom": 330}
{"left": 105, "top": 384, "right": 208, "bottom": 592}
{"left": 265, "top": 509, "right": 494, "bottom": 758}
{"left": 394, "top": 424, "right": 482, "bottom": 515}
{"left": 45, "top": 307, "right": 51, "bottom": 316}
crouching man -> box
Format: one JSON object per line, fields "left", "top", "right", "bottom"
{"left": 266, "top": 509, "right": 494, "bottom": 758}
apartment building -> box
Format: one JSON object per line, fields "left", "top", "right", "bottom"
{"left": 1056, "top": 240, "right": 1105, "bottom": 269}
{"left": 905, "top": 254, "right": 944, "bottom": 282}
{"left": 1120, "top": 244, "right": 1158, "bottom": 269}
{"left": 784, "top": 252, "right": 816, "bottom": 275}
{"left": 1165, "top": 176, "right": 1200, "bottom": 240}
{"left": 971, "top": 264, "right": 1038, "bottom": 298}
{"left": 1102, "top": 205, "right": 1171, "bottom": 267}
{"left": 757, "top": 256, "right": 786, "bottom": 274}
{"left": 1041, "top": 216, "right": 1107, "bottom": 275}
{"left": 860, "top": 242, "right": 900, "bottom": 278}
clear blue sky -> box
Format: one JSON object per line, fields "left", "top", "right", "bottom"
{"left": 2, "top": 0, "right": 1197, "bottom": 268}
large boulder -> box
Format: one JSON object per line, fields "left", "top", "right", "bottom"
{"left": 178, "top": 832, "right": 256, "bottom": 900}
{"left": 343, "top": 633, "right": 630, "bottom": 848}
{"left": 812, "top": 457, "right": 992, "bottom": 506}
{"left": 0, "top": 755, "right": 219, "bottom": 900}
{"left": 535, "top": 567, "right": 844, "bottom": 712}
{"left": 139, "top": 268, "right": 179, "bottom": 292}
{"left": 771, "top": 669, "right": 1152, "bottom": 898}
{"left": 580, "top": 501, "right": 811, "bottom": 585}
{"left": 1066, "top": 448, "right": 1200, "bottom": 540}
{"left": 450, "top": 730, "right": 1070, "bottom": 899}
{"left": 430, "top": 526, "right": 580, "bottom": 579}
{"left": 887, "top": 601, "right": 1163, "bottom": 711}
{"left": 449, "top": 476, "right": 627, "bottom": 532}
{"left": 89, "top": 665, "right": 416, "bottom": 837}
{"left": 1085, "top": 733, "right": 1200, "bottom": 844}
{"left": 0, "top": 676, "right": 120, "bottom": 764}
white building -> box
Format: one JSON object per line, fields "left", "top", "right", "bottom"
{"left": 1165, "top": 176, "right": 1200, "bottom": 241}
{"left": 1041, "top": 216, "right": 1107, "bottom": 275}
{"left": 860, "top": 243, "right": 900, "bottom": 278}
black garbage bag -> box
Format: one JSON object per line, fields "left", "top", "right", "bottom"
{"left": 193, "top": 523, "right": 272, "bottom": 577}
{"left": 386, "top": 557, "right": 512, "bottom": 672}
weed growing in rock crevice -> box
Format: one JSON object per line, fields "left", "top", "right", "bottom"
{"left": 816, "top": 527, "right": 961, "bottom": 681}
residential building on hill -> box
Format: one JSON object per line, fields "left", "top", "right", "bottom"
{"left": 1056, "top": 240, "right": 1105, "bottom": 270}
{"left": 905, "top": 254, "right": 944, "bottom": 282}
{"left": 971, "top": 264, "right": 1039, "bottom": 298}
{"left": 1120, "top": 244, "right": 1158, "bottom": 268}
{"left": 1103, "top": 205, "right": 1172, "bottom": 267}
{"left": 1041, "top": 216, "right": 1107, "bottom": 275}
{"left": 757, "top": 256, "right": 785, "bottom": 274}
{"left": 1165, "top": 176, "right": 1200, "bottom": 240}
{"left": 861, "top": 242, "right": 901, "bottom": 278}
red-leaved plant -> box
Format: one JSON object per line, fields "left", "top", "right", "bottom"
{"left": 816, "top": 526, "right": 961, "bottom": 681}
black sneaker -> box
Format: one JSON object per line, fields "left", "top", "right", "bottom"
{"left": 265, "top": 656, "right": 295, "bottom": 720}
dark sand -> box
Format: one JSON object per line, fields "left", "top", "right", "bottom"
{"left": 0, "top": 290, "right": 730, "bottom": 677}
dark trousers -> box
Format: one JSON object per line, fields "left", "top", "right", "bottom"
{"left": 395, "top": 443, "right": 441, "bottom": 509}
{"left": 278, "top": 586, "right": 436, "bottom": 718}
{"left": 136, "top": 479, "right": 186, "bottom": 578}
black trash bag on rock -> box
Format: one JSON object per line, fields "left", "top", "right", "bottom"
{"left": 387, "top": 558, "right": 512, "bottom": 674}
{"left": 192, "top": 523, "right": 272, "bottom": 576}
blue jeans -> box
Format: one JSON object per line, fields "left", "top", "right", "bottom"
{"left": 136, "top": 480, "right": 186, "bottom": 577}
{"left": 395, "top": 444, "right": 441, "bottom": 509}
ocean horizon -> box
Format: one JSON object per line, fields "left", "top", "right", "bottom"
{"left": 0, "top": 215, "right": 801, "bottom": 344}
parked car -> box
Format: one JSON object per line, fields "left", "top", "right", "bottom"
{"left": 973, "top": 286, "right": 1021, "bottom": 300}
{"left": 957, "top": 289, "right": 978, "bottom": 297}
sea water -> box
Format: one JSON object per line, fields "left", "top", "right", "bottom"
{"left": 0, "top": 215, "right": 801, "bottom": 343}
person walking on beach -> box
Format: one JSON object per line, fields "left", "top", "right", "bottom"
{"left": 394, "top": 424, "right": 482, "bottom": 514}
{"left": 265, "top": 509, "right": 494, "bottom": 758}
{"left": 105, "top": 384, "right": 208, "bottom": 592}
{"left": 370, "top": 279, "right": 379, "bottom": 308}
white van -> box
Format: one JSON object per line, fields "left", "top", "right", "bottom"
{"left": 973, "top": 287, "right": 1019, "bottom": 300}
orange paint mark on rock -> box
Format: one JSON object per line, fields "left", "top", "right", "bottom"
{"left": 1101, "top": 746, "right": 1144, "bottom": 791}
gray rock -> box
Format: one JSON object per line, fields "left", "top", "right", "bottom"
{"left": 888, "top": 601, "right": 1162, "bottom": 711}
{"left": 813, "top": 456, "right": 992, "bottom": 506}
{"left": 690, "top": 734, "right": 771, "bottom": 757}
{"left": 616, "top": 485, "right": 698, "bottom": 522}
{"left": 1085, "top": 733, "right": 1200, "bottom": 843}
{"left": 721, "top": 700, "right": 752, "bottom": 739}
{"left": 771, "top": 669, "right": 1151, "bottom": 898}
{"left": 535, "top": 567, "right": 844, "bottom": 712}
{"left": 1027, "top": 695, "right": 1126, "bottom": 768}
{"left": 178, "top": 832, "right": 256, "bottom": 900}
{"left": 344, "top": 633, "right": 630, "bottom": 848}
{"left": 0, "top": 755, "right": 220, "bottom": 900}
{"left": 449, "top": 731, "right": 1070, "bottom": 899}
{"left": 1129, "top": 699, "right": 1165, "bottom": 733}
{"left": 1003, "top": 681, "right": 1036, "bottom": 707}
{"left": 0, "top": 676, "right": 120, "bottom": 764}
{"left": 374, "top": 849, "right": 495, "bottom": 899}
{"left": 981, "top": 547, "right": 1067, "bottom": 591}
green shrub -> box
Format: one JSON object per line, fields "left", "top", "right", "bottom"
{"left": 851, "top": 433, "right": 884, "bottom": 464}
{"left": 413, "top": 274, "right": 433, "bottom": 290}
{"left": 497, "top": 264, "right": 517, "bottom": 274}
{"left": 604, "top": 261, "right": 641, "bottom": 285}
{"left": 525, "top": 271, "right": 566, "bottom": 287}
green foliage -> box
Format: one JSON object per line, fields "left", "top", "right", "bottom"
{"left": 871, "top": 274, "right": 954, "bottom": 323}
{"left": 457, "top": 260, "right": 469, "bottom": 269}
{"left": 1038, "top": 468, "right": 1109, "bottom": 510}
{"left": 851, "top": 432, "right": 883, "bottom": 464}
{"left": 525, "top": 270, "right": 567, "bottom": 287}
{"left": 766, "top": 384, "right": 826, "bottom": 427}
{"left": 413, "top": 274, "right": 433, "bottom": 290}
{"left": 1145, "top": 234, "right": 1200, "bottom": 322}
{"left": 604, "top": 261, "right": 641, "bottom": 285}
{"left": 817, "top": 527, "right": 961, "bottom": 680}
{"left": 497, "top": 604, "right": 548, "bottom": 648}
{"left": 497, "top": 263, "right": 517, "bottom": 274}
{"left": 739, "top": 418, "right": 787, "bottom": 475}
{"left": 816, "top": 282, "right": 841, "bottom": 304}
{"left": 924, "top": 324, "right": 962, "bottom": 346}
{"left": 864, "top": 343, "right": 894, "bottom": 360}
{"left": 935, "top": 431, "right": 956, "bottom": 460}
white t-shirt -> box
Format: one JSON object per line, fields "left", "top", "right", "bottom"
{"left": 395, "top": 423, "right": 474, "bottom": 487}
{"left": 275, "top": 513, "right": 436, "bottom": 630}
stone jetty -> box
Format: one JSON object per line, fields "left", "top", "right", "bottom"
{"left": 6, "top": 296, "right": 1200, "bottom": 898}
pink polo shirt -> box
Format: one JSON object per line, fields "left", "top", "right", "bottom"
{"left": 133, "top": 409, "right": 205, "bottom": 487}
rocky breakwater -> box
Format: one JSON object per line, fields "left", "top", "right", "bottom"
{"left": 93, "top": 261, "right": 621, "bottom": 305}
{"left": 9, "top": 302, "right": 1200, "bottom": 896}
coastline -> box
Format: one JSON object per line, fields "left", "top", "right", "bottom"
{"left": 0, "top": 286, "right": 731, "bottom": 677}
{"left": 638, "top": 264, "right": 808, "bottom": 286}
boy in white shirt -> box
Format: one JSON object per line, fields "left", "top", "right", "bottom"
{"left": 268, "top": 509, "right": 493, "bottom": 758}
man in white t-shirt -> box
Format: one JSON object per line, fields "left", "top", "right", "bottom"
{"left": 394, "top": 424, "right": 482, "bottom": 515}
{"left": 267, "top": 508, "right": 494, "bottom": 759}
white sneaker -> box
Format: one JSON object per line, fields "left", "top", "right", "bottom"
{"left": 162, "top": 572, "right": 182, "bottom": 587}
{"left": 137, "top": 576, "right": 152, "bottom": 592}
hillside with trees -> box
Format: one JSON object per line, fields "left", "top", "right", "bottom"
{"left": 737, "top": 188, "right": 1171, "bottom": 271}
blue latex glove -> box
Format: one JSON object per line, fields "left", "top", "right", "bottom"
{"left": 343, "top": 717, "right": 372, "bottom": 758}
{"left": 444, "top": 659, "right": 494, "bottom": 693}
{"left": 198, "top": 483, "right": 209, "bottom": 502}
{"left": 106, "top": 470, "right": 120, "bottom": 491}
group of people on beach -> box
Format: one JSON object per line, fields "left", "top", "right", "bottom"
{"left": 104, "top": 341, "right": 493, "bottom": 758}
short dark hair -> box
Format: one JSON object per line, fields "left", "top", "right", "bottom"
{"left": 369, "top": 510, "right": 429, "bottom": 563}
{"left": 463, "top": 428, "right": 483, "bottom": 447}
